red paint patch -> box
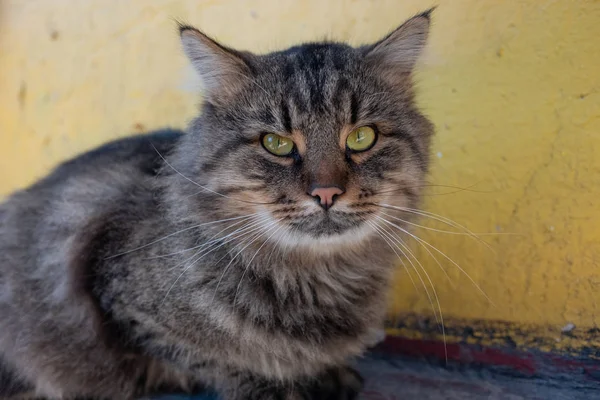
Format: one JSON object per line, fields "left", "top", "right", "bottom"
{"left": 375, "top": 336, "right": 600, "bottom": 379}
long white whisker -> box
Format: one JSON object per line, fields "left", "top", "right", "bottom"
{"left": 210, "top": 218, "right": 283, "bottom": 306}
{"left": 379, "top": 227, "right": 443, "bottom": 354}
{"left": 366, "top": 220, "right": 418, "bottom": 330}
{"left": 377, "top": 203, "right": 497, "bottom": 253}
{"left": 233, "top": 223, "right": 285, "bottom": 307}
{"left": 377, "top": 221, "right": 440, "bottom": 326}
{"left": 377, "top": 214, "right": 494, "bottom": 306}
{"left": 150, "top": 214, "right": 259, "bottom": 259}
{"left": 376, "top": 216, "right": 448, "bottom": 363}
{"left": 371, "top": 219, "right": 439, "bottom": 327}
{"left": 264, "top": 225, "right": 288, "bottom": 267}
{"left": 106, "top": 213, "right": 258, "bottom": 259}
{"left": 160, "top": 215, "right": 273, "bottom": 305}
{"left": 378, "top": 212, "right": 454, "bottom": 286}
{"left": 152, "top": 144, "right": 272, "bottom": 205}
{"left": 405, "top": 208, "right": 524, "bottom": 237}
{"left": 380, "top": 211, "right": 481, "bottom": 235}
{"left": 166, "top": 214, "right": 273, "bottom": 273}
{"left": 366, "top": 220, "right": 417, "bottom": 291}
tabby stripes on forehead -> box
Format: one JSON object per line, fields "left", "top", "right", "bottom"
{"left": 280, "top": 99, "right": 292, "bottom": 133}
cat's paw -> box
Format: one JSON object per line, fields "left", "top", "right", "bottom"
{"left": 135, "top": 358, "right": 206, "bottom": 396}
{"left": 222, "top": 366, "right": 363, "bottom": 400}
{"left": 304, "top": 366, "right": 364, "bottom": 400}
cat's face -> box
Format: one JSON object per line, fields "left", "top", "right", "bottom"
{"left": 175, "top": 12, "right": 433, "bottom": 250}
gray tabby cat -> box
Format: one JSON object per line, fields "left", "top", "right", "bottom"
{"left": 0, "top": 9, "right": 434, "bottom": 400}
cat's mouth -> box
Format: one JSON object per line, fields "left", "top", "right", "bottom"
{"left": 268, "top": 207, "right": 377, "bottom": 251}
{"left": 286, "top": 210, "right": 373, "bottom": 238}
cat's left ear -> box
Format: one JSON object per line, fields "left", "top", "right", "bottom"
{"left": 364, "top": 8, "right": 433, "bottom": 74}
{"left": 179, "top": 24, "right": 253, "bottom": 102}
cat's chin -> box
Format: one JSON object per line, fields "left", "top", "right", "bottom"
{"left": 299, "top": 213, "right": 357, "bottom": 236}
{"left": 275, "top": 213, "right": 375, "bottom": 253}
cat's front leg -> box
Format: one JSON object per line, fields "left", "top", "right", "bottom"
{"left": 302, "top": 366, "right": 364, "bottom": 400}
{"left": 217, "top": 365, "right": 363, "bottom": 400}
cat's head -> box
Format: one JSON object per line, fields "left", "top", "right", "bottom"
{"left": 171, "top": 11, "right": 434, "bottom": 252}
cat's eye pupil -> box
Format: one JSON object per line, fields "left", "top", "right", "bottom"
{"left": 262, "top": 133, "right": 294, "bottom": 156}
{"left": 346, "top": 126, "right": 376, "bottom": 152}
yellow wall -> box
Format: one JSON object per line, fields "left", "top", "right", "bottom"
{"left": 1, "top": 1, "right": 599, "bottom": 352}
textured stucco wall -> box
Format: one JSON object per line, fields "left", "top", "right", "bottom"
{"left": 1, "top": 0, "right": 599, "bottom": 351}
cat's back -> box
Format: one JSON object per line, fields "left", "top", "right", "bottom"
{"left": 0, "top": 127, "right": 183, "bottom": 302}
{"left": 33, "top": 128, "right": 183, "bottom": 191}
{"left": 0, "top": 129, "right": 184, "bottom": 397}
{"left": 2, "top": 128, "right": 182, "bottom": 210}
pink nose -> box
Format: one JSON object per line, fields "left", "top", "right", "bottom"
{"left": 310, "top": 186, "right": 344, "bottom": 210}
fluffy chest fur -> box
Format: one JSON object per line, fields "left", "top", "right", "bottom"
{"left": 95, "top": 197, "right": 395, "bottom": 380}
{"left": 0, "top": 9, "right": 435, "bottom": 399}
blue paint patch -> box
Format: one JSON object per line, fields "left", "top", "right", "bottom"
{"left": 152, "top": 351, "right": 600, "bottom": 399}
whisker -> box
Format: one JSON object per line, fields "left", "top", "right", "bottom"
{"left": 150, "top": 214, "right": 259, "bottom": 259}
{"left": 383, "top": 204, "right": 490, "bottom": 234}
{"left": 377, "top": 215, "right": 494, "bottom": 306}
{"left": 232, "top": 223, "right": 285, "bottom": 307}
{"left": 397, "top": 206, "right": 523, "bottom": 237}
{"left": 264, "top": 223, "right": 292, "bottom": 267}
{"left": 105, "top": 213, "right": 258, "bottom": 259}
{"left": 369, "top": 220, "right": 437, "bottom": 323}
{"left": 152, "top": 144, "right": 275, "bottom": 205}
{"left": 365, "top": 220, "right": 417, "bottom": 291}
{"left": 166, "top": 214, "right": 273, "bottom": 273}
{"left": 377, "top": 219, "right": 441, "bottom": 325}
{"left": 373, "top": 182, "right": 491, "bottom": 197}
{"left": 210, "top": 218, "right": 283, "bottom": 306}
{"left": 375, "top": 216, "right": 448, "bottom": 363}
{"left": 280, "top": 223, "right": 297, "bottom": 254}
{"left": 376, "top": 203, "right": 497, "bottom": 254}
{"left": 365, "top": 221, "right": 410, "bottom": 330}
{"left": 380, "top": 211, "right": 483, "bottom": 236}
{"left": 160, "top": 215, "right": 273, "bottom": 305}
{"left": 378, "top": 213, "right": 453, "bottom": 285}
{"left": 366, "top": 220, "right": 420, "bottom": 331}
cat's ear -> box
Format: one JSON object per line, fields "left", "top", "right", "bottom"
{"left": 364, "top": 8, "right": 433, "bottom": 74}
{"left": 179, "top": 24, "right": 252, "bottom": 101}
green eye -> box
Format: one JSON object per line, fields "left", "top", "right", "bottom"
{"left": 346, "top": 126, "right": 377, "bottom": 152}
{"left": 262, "top": 133, "right": 295, "bottom": 156}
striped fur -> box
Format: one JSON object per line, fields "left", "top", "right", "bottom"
{"left": 0, "top": 10, "right": 434, "bottom": 400}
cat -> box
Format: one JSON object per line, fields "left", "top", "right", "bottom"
{"left": 0, "top": 9, "right": 434, "bottom": 400}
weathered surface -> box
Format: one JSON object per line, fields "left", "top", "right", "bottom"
{"left": 1, "top": 0, "right": 599, "bottom": 351}
{"left": 155, "top": 342, "right": 600, "bottom": 400}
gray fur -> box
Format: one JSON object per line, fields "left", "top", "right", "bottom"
{"left": 0, "top": 10, "right": 434, "bottom": 400}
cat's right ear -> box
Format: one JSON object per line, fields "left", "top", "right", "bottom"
{"left": 179, "top": 24, "right": 251, "bottom": 101}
